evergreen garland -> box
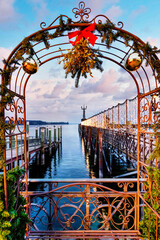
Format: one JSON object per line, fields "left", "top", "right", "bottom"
{"left": 95, "top": 21, "right": 160, "bottom": 82}
{"left": 139, "top": 167, "right": 160, "bottom": 239}
{"left": 0, "top": 18, "right": 160, "bottom": 93}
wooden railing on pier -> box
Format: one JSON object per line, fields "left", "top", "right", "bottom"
{"left": 5, "top": 137, "right": 57, "bottom": 167}
{"left": 80, "top": 126, "right": 155, "bottom": 168}
{"left": 80, "top": 95, "right": 158, "bottom": 170}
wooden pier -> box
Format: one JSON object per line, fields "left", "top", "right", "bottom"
{"left": 5, "top": 125, "right": 62, "bottom": 169}
{"left": 79, "top": 124, "right": 156, "bottom": 177}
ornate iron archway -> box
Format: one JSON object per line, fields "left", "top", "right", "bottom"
{"left": 1, "top": 1, "right": 160, "bottom": 239}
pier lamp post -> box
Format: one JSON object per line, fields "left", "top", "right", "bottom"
{"left": 81, "top": 105, "right": 87, "bottom": 121}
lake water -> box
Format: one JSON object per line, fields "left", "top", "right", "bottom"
{"left": 28, "top": 123, "right": 130, "bottom": 180}
{"left": 29, "top": 124, "right": 95, "bottom": 179}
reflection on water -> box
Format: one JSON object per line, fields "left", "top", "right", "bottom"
{"left": 29, "top": 124, "right": 96, "bottom": 179}
{"left": 29, "top": 124, "right": 130, "bottom": 182}
{"left": 27, "top": 124, "right": 137, "bottom": 233}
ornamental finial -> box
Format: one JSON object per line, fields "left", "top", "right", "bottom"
{"left": 72, "top": 1, "right": 91, "bottom": 22}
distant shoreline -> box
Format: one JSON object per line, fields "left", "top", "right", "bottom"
{"left": 27, "top": 120, "right": 69, "bottom": 125}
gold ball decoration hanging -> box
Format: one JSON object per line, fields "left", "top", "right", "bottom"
{"left": 125, "top": 52, "right": 142, "bottom": 71}
{"left": 23, "top": 57, "right": 39, "bottom": 74}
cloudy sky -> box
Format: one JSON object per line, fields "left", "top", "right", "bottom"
{"left": 0, "top": 0, "right": 160, "bottom": 123}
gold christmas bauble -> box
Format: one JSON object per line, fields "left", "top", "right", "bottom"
{"left": 23, "top": 58, "right": 39, "bottom": 74}
{"left": 125, "top": 52, "right": 142, "bottom": 71}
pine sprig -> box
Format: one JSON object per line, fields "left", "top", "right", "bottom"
{"left": 59, "top": 38, "right": 103, "bottom": 87}
{"left": 139, "top": 166, "right": 160, "bottom": 239}
{"left": 0, "top": 168, "right": 30, "bottom": 240}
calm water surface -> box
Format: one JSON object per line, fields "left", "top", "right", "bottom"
{"left": 29, "top": 124, "right": 93, "bottom": 179}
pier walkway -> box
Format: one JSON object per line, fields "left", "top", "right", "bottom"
{"left": 5, "top": 125, "right": 62, "bottom": 168}
{"left": 6, "top": 138, "right": 56, "bottom": 166}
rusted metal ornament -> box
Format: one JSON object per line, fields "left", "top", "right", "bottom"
{"left": 125, "top": 52, "right": 142, "bottom": 71}
{"left": 23, "top": 57, "right": 39, "bottom": 74}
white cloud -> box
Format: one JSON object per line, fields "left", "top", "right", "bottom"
{"left": 105, "top": 5, "right": 123, "bottom": 21}
{"left": 43, "top": 80, "right": 71, "bottom": 99}
{"left": 78, "top": 68, "right": 122, "bottom": 94}
{"left": 28, "top": 0, "right": 49, "bottom": 20}
{"left": 130, "top": 5, "right": 146, "bottom": 19}
{"left": 85, "top": 0, "right": 120, "bottom": 10}
{"left": 146, "top": 37, "right": 159, "bottom": 48}
{"left": 126, "top": 5, "right": 146, "bottom": 28}
{"left": 0, "top": 0, "right": 18, "bottom": 23}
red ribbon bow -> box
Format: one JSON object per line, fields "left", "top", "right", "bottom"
{"left": 68, "top": 22, "right": 98, "bottom": 46}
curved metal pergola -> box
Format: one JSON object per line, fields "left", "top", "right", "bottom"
{"left": 1, "top": 1, "right": 160, "bottom": 220}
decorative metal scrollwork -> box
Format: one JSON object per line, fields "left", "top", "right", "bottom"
{"left": 72, "top": 1, "right": 91, "bottom": 22}
{"left": 29, "top": 183, "right": 135, "bottom": 231}
{"left": 117, "top": 182, "right": 134, "bottom": 192}
{"left": 140, "top": 95, "right": 160, "bottom": 131}
{"left": 40, "top": 15, "right": 71, "bottom": 29}
{"left": 5, "top": 96, "right": 25, "bottom": 135}
{"left": 40, "top": 1, "right": 124, "bottom": 28}
{"left": 117, "top": 21, "right": 124, "bottom": 28}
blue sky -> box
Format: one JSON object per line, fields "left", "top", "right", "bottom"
{"left": 0, "top": 0, "right": 160, "bottom": 123}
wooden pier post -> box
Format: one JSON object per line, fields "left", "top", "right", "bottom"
{"left": 99, "top": 131, "right": 103, "bottom": 178}
{"left": 35, "top": 127, "right": 38, "bottom": 139}
{"left": 46, "top": 126, "right": 49, "bottom": 140}
{"left": 109, "top": 148, "right": 113, "bottom": 175}
{"left": 41, "top": 128, "right": 45, "bottom": 164}
{"left": 88, "top": 127, "right": 92, "bottom": 155}
{"left": 36, "top": 152, "right": 40, "bottom": 165}
{"left": 49, "top": 128, "right": 52, "bottom": 155}
{"left": 94, "top": 128, "right": 99, "bottom": 165}
{"left": 41, "top": 128, "right": 45, "bottom": 146}
{"left": 84, "top": 126, "right": 87, "bottom": 146}
{"left": 60, "top": 126, "right": 62, "bottom": 142}
{"left": 58, "top": 127, "right": 61, "bottom": 143}
{"left": 49, "top": 128, "right": 52, "bottom": 145}
{"left": 54, "top": 126, "right": 56, "bottom": 142}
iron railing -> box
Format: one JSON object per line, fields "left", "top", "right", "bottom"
{"left": 25, "top": 178, "right": 145, "bottom": 239}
